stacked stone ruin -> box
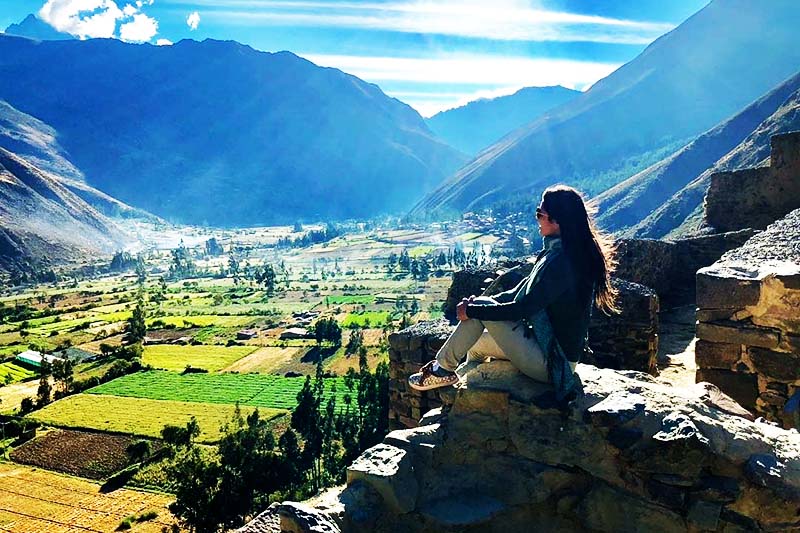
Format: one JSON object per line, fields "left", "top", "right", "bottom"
{"left": 694, "top": 132, "right": 800, "bottom": 426}
{"left": 696, "top": 208, "right": 800, "bottom": 426}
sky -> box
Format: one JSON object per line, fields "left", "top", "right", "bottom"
{"left": 0, "top": 0, "right": 709, "bottom": 116}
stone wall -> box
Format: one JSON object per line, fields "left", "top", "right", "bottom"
{"left": 389, "top": 276, "right": 659, "bottom": 430}
{"left": 696, "top": 207, "right": 800, "bottom": 426}
{"left": 615, "top": 230, "right": 756, "bottom": 303}
{"left": 704, "top": 131, "right": 800, "bottom": 233}
{"left": 253, "top": 362, "right": 800, "bottom": 533}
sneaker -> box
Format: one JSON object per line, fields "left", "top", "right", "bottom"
{"left": 408, "top": 360, "right": 459, "bottom": 391}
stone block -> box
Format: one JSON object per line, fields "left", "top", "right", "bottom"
{"left": 694, "top": 340, "right": 741, "bottom": 369}
{"left": 696, "top": 308, "right": 736, "bottom": 323}
{"left": 578, "top": 484, "right": 687, "bottom": 533}
{"left": 695, "top": 322, "right": 779, "bottom": 349}
{"left": 696, "top": 268, "right": 761, "bottom": 309}
{"left": 695, "top": 369, "right": 758, "bottom": 409}
{"left": 346, "top": 443, "right": 418, "bottom": 514}
{"left": 747, "top": 347, "right": 800, "bottom": 382}
{"left": 686, "top": 500, "right": 722, "bottom": 531}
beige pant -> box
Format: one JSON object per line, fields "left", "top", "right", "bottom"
{"left": 435, "top": 296, "right": 550, "bottom": 382}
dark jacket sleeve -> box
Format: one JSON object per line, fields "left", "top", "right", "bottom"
{"left": 466, "top": 254, "right": 572, "bottom": 322}
{"left": 491, "top": 273, "right": 529, "bottom": 304}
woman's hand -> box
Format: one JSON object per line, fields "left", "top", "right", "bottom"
{"left": 456, "top": 295, "right": 475, "bottom": 321}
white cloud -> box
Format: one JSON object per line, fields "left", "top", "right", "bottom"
{"left": 39, "top": 0, "right": 161, "bottom": 42}
{"left": 120, "top": 12, "right": 159, "bottom": 42}
{"left": 156, "top": 38, "right": 173, "bottom": 45}
{"left": 187, "top": 11, "right": 201, "bottom": 30}
{"left": 303, "top": 52, "right": 616, "bottom": 116}
{"left": 194, "top": 0, "right": 673, "bottom": 44}
{"left": 39, "top": 0, "right": 123, "bottom": 39}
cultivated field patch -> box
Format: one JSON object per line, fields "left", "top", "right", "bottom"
{"left": 9, "top": 429, "right": 147, "bottom": 479}
{"left": 87, "top": 370, "right": 351, "bottom": 411}
{"left": 0, "top": 463, "right": 178, "bottom": 532}
{"left": 0, "top": 362, "right": 34, "bottom": 384}
{"left": 30, "top": 394, "right": 284, "bottom": 442}
{"left": 147, "top": 314, "right": 256, "bottom": 328}
{"left": 341, "top": 311, "right": 391, "bottom": 327}
{"left": 143, "top": 344, "right": 257, "bottom": 372}
{"left": 221, "top": 346, "right": 306, "bottom": 373}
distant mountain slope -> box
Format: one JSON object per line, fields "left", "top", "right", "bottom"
{"left": 4, "top": 14, "right": 73, "bottom": 40}
{"left": 0, "top": 148, "right": 129, "bottom": 274}
{"left": 0, "top": 99, "right": 83, "bottom": 181}
{"left": 628, "top": 85, "right": 800, "bottom": 239}
{"left": 0, "top": 35, "right": 466, "bottom": 226}
{"left": 425, "top": 86, "right": 580, "bottom": 156}
{"left": 595, "top": 71, "right": 800, "bottom": 233}
{"left": 0, "top": 99, "right": 155, "bottom": 220}
{"left": 411, "top": 0, "right": 800, "bottom": 217}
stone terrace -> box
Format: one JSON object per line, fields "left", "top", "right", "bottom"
{"left": 696, "top": 207, "right": 800, "bottom": 426}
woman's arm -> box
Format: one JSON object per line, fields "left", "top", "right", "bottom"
{"left": 465, "top": 254, "right": 571, "bottom": 322}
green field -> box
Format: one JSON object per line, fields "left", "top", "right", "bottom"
{"left": 143, "top": 344, "right": 257, "bottom": 372}
{"left": 0, "top": 361, "right": 35, "bottom": 383}
{"left": 31, "top": 394, "right": 285, "bottom": 442}
{"left": 326, "top": 295, "right": 374, "bottom": 305}
{"left": 88, "top": 370, "right": 352, "bottom": 411}
{"left": 147, "top": 314, "right": 257, "bottom": 328}
{"left": 341, "top": 311, "right": 391, "bottom": 327}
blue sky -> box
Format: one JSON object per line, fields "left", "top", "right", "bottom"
{"left": 1, "top": 0, "right": 709, "bottom": 116}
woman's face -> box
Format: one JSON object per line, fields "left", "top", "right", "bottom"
{"left": 536, "top": 204, "right": 561, "bottom": 237}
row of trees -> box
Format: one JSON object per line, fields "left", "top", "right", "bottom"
{"left": 166, "top": 352, "right": 390, "bottom": 532}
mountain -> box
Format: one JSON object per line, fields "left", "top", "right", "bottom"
{"left": 0, "top": 147, "right": 129, "bottom": 274}
{"left": 410, "top": 0, "right": 800, "bottom": 217}
{"left": 595, "top": 71, "right": 800, "bottom": 234}
{"left": 425, "top": 86, "right": 580, "bottom": 156}
{"left": 0, "top": 35, "right": 466, "bottom": 226}
{"left": 627, "top": 83, "right": 800, "bottom": 239}
{"left": 0, "top": 99, "right": 155, "bottom": 220}
{"left": 4, "top": 14, "right": 73, "bottom": 41}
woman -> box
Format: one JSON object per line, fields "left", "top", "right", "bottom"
{"left": 408, "top": 185, "right": 617, "bottom": 394}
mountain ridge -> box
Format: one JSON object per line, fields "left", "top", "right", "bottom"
{"left": 425, "top": 86, "right": 581, "bottom": 156}
{"left": 0, "top": 35, "right": 466, "bottom": 226}
{"left": 410, "top": 0, "right": 800, "bottom": 218}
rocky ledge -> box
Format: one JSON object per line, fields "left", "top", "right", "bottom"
{"left": 254, "top": 362, "right": 800, "bottom": 532}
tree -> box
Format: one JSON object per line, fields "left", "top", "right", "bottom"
{"left": 51, "top": 355, "right": 74, "bottom": 396}
{"left": 345, "top": 329, "right": 364, "bottom": 355}
{"left": 204, "top": 237, "right": 224, "bottom": 257}
{"left": 126, "top": 439, "right": 152, "bottom": 463}
{"left": 126, "top": 298, "right": 147, "bottom": 344}
{"left": 36, "top": 359, "right": 52, "bottom": 407}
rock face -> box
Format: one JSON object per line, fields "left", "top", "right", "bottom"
{"left": 704, "top": 132, "right": 800, "bottom": 233}
{"left": 696, "top": 207, "right": 800, "bottom": 426}
{"left": 615, "top": 230, "right": 757, "bottom": 303}
{"left": 263, "top": 362, "right": 800, "bottom": 532}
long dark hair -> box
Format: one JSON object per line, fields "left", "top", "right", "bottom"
{"left": 541, "top": 184, "right": 618, "bottom": 314}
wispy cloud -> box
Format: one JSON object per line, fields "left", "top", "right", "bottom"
{"left": 187, "top": 10, "right": 201, "bottom": 29}
{"left": 303, "top": 53, "right": 619, "bottom": 115}
{"left": 38, "top": 0, "right": 160, "bottom": 41}
{"left": 171, "top": 0, "right": 674, "bottom": 44}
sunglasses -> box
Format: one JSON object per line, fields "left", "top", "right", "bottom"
{"left": 535, "top": 207, "right": 547, "bottom": 220}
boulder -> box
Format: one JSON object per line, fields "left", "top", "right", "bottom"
{"left": 315, "top": 362, "right": 800, "bottom": 532}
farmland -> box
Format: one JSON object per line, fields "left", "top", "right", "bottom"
{"left": 0, "top": 362, "right": 34, "bottom": 384}
{"left": 0, "top": 218, "right": 509, "bottom": 530}
{"left": 143, "top": 344, "right": 257, "bottom": 372}
{"left": 31, "top": 394, "right": 285, "bottom": 442}
{"left": 87, "top": 371, "right": 352, "bottom": 411}
{"left": 0, "top": 463, "right": 179, "bottom": 532}
{"left": 10, "top": 429, "right": 150, "bottom": 480}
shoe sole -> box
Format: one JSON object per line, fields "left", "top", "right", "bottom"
{"left": 408, "top": 375, "right": 459, "bottom": 391}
